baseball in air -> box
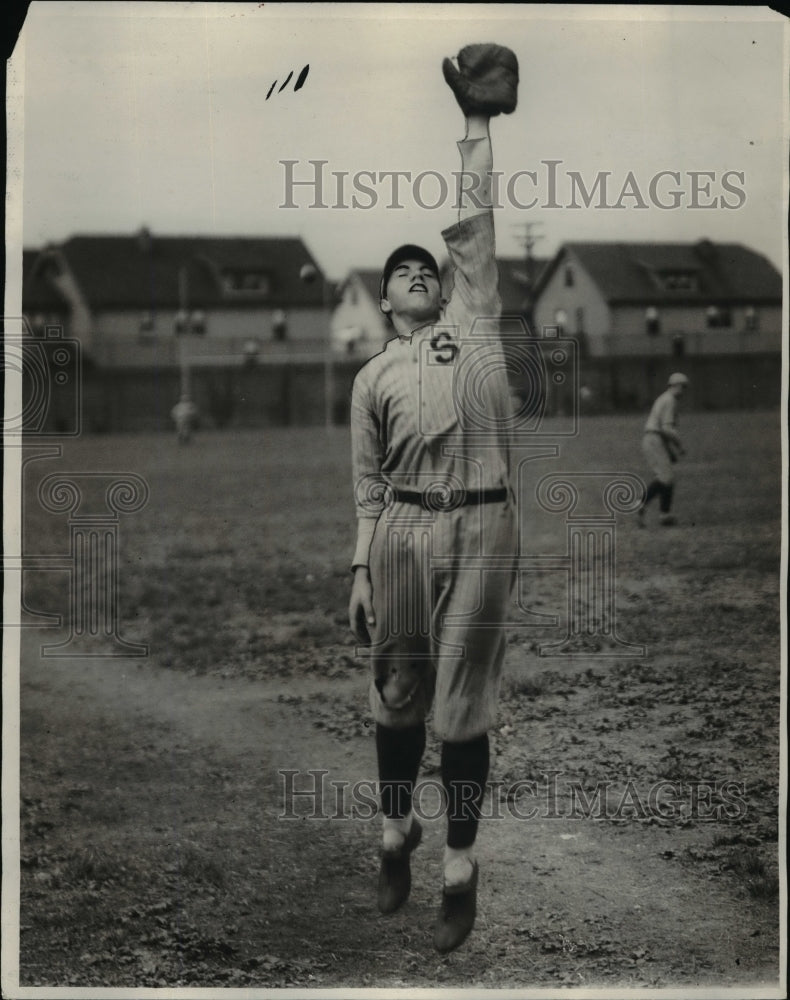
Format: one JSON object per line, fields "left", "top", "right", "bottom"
{"left": 300, "top": 263, "right": 318, "bottom": 283}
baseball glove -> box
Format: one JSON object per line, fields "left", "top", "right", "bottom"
{"left": 442, "top": 43, "right": 519, "bottom": 117}
{"left": 661, "top": 436, "right": 683, "bottom": 463}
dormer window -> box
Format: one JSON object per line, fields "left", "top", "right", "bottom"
{"left": 222, "top": 270, "right": 271, "bottom": 294}
{"left": 660, "top": 271, "right": 698, "bottom": 292}
{"left": 564, "top": 265, "right": 574, "bottom": 287}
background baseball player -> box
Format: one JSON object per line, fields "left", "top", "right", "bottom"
{"left": 171, "top": 394, "right": 198, "bottom": 445}
{"left": 347, "top": 44, "right": 519, "bottom": 953}
{"left": 637, "top": 372, "right": 689, "bottom": 526}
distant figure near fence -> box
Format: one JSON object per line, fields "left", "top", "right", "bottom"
{"left": 637, "top": 372, "right": 689, "bottom": 527}
{"left": 171, "top": 396, "right": 199, "bottom": 444}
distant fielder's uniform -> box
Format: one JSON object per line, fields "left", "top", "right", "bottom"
{"left": 171, "top": 398, "right": 198, "bottom": 444}
{"left": 350, "top": 163, "right": 517, "bottom": 743}
{"left": 642, "top": 388, "right": 681, "bottom": 484}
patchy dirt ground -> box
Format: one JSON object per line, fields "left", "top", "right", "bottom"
{"left": 10, "top": 411, "right": 784, "bottom": 993}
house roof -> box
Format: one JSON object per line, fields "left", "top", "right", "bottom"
{"left": 535, "top": 240, "right": 782, "bottom": 305}
{"left": 30, "top": 230, "right": 327, "bottom": 310}
{"left": 496, "top": 256, "right": 549, "bottom": 313}
{"left": 22, "top": 249, "right": 70, "bottom": 311}
{"left": 351, "top": 269, "right": 384, "bottom": 303}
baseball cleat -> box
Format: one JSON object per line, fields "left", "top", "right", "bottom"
{"left": 659, "top": 514, "right": 677, "bottom": 526}
{"left": 433, "top": 861, "right": 479, "bottom": 953}
{"left": 377, "top": 818, "right": 423, "bottom": 914}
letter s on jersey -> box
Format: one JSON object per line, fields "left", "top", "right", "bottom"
{"left": 429, "top": 331, "right": 458, "bottom": 364}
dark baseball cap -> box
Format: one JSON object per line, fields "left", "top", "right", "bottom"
{"left": 380, "top": 244, "right": 440, "bottom": 300}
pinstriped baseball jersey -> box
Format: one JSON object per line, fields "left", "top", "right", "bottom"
{"left": 350, "top": 209, "right": 512, "bottom": 523}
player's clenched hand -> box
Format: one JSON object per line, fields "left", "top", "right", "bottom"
{"left": 349, "top": 567, "right": 376, "bottom": 645}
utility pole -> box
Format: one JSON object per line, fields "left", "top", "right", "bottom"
{"left": 512, "top": 222, "right": 544, "bottom": 331}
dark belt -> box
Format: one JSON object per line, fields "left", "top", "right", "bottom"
{"left": 391, "top": 486, "right": 508, "bottom": 512}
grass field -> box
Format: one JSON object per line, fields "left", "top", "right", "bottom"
{"left": 13, "top": 408, "right": 785, "bottom": 990}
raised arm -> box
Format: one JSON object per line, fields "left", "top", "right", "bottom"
{"left": 440, "top": 45, "right": 519, "bottom": 325}
{"left": 441, "top": 125, "right": 500, "bottom": 323}
{"left": 457, "top": 116, "right": 494, "bottom": 222}
{"left": 442, "top": 42, "right": 517, "bottom": 227}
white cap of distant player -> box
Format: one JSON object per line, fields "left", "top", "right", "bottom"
{"left": 668, "top": 372, "right": 689, "bottom": 387}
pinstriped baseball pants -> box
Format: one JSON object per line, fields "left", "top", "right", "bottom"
{"left": 367, "top": 497, "right": 517, "bottom": 743}
{"left": 642, "top": 431, "right": 675, "bottom": 485}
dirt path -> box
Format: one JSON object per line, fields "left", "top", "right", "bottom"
{"left": 17, "top": 632, "right": 780, "bottom": 991}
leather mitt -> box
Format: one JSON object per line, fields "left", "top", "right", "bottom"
{"left": 442, "top": 43, "right": 519, "bottom": 117}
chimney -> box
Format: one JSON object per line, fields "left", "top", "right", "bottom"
{"left": 695, "top": 238, "right": 718, "bottom": 263}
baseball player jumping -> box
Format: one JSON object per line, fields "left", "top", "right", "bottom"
{"left": 637, "top": 372, "right": 689, "bottom": 526}
{"left": 348, "top": 44, "right": 519, "bottom": 953}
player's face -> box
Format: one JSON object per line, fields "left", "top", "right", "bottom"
{"left": 382, "top": 261, "right": 442, "bottom": 323}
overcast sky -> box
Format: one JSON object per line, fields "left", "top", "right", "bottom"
{"left": 9, "top": 2, "right": 788, "bottom": 280}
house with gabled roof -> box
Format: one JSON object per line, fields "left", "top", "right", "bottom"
{"left": 532, "top": 239, "right": 782, "bottom": 358}
{"left": 22, "top": 249, "right": 71, "bottom": 329}
{"left": 330, "top": 268, "right": 390, "bottom": 357}
{"left": 22, "top": 227, "right": 330, "bottom": 368}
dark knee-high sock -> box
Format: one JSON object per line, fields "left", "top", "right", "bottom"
{"left": 441, "top": 733, "right": 490, "bottom": 849}
{"left": 376, "top": 722, "right": 426, "bottom": 819}
{"left": 643, "top": 479, "right": 662, "bottom": 508}
{"left": 659, "top": 483, "right": 674, "bottom": 514}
